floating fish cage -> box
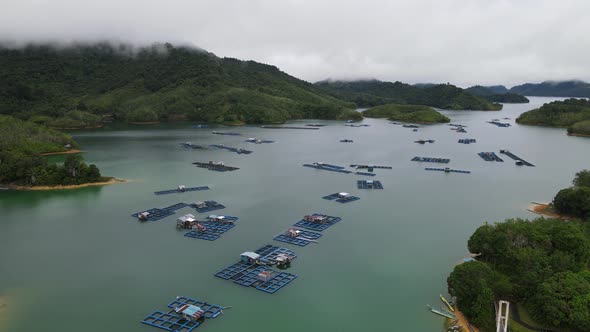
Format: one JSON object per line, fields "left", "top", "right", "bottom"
{"left": 209, "top": 145, "right": 253, "bottom": 154}
{"left": 260, "top": 125, "right": 319, "bottom": 130}
{"left": 211, "top": 131, "right": 241, "bottom": 136}
{"left": 487, "top": 121, "right": 511, "bottom": 127}
{"left": 131, "top": 203, "right": 189, "bottom": 221}
{"left": 322, "top": 192, "right": 360, "bottom": 203}
{"left": 425, "top": 167, "right": 471, "bottom": 174}
{"left": 355, "top": 172, "right": 377, "bottom": 177}
{"left": 414, "top": 140, "right": 435, "bottom": 144}
{"left": 458, "top": 139, "right": 476, "bottom": 144}
{"left": 180, "top": 142, "right": 206, "bottom": 149}
{"left": 190, "top": 200, "right": 226, "bottom": 213}
{"left": 412, "top": 157, "right": 450, "bottom": 164}
{"left": 193, "top": 161, "right": 239, "bottom": 172}
{"left": 244, "top": 138, "right": 275, "bottom": 144}
{"left": 357, "top": 180, "right": 383, "bottom": 189}
{"left": 274, "top": 228, "right": 323, "bottom": 247}
{"left": 214, "top": 245, "right": 298, "bottom": 294}
{"left": 141, "top": 296, "right": 224, "bottom": 332}
{"left": 478, "top": 152, "right": 504, "bottom": 162}
{"left": 339, "top": 139, "right": 354, "bottom": 143}
{"left": 302, "top": 163, "right": 352, "bottom": 174}
{"left": 154, "top": 186, "right": 210, "bottom": 195}
{"left": 499, "top": 150, "right": 535, "bottom": 167}
{"left": 293, "top": 214, "right": 342, "bottom": 231}
{"left": 350, "top": 164, "right": 393, "bottom": 170}
{"left": 184, "top": 222, "right": 235, "bottom": 241}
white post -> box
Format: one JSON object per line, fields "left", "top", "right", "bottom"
{"left": 496, "top": 300, "right": 510, "bottom": 332}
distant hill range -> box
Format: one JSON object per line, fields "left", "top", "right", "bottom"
{"left": 466, "top": 85, "right": 529, "bottom": 103}
{"left": 0, "top": 43, "right": 358, "bottom": 126}
{"left": 509, "top": 80, "right": 590, "bottom": 97}
{"left": 314, "top": 79, "right": 502, "bottom": 110}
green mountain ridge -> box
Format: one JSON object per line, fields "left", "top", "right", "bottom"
{"left": 0, "top": 43, "right": 358, "bottom": 125}
{"left": 466, "top": 85, "right": 529, "bottom": 103}
{"left": 314, "top": 79, "right": 502, "bottom": 110}
{"left": 509, "top": 80, "right": 590, "bottom": 97}
{"left": 363, "top": 104, "right": 450, "bottom": 124}
{"left": 516, "top": 98, "right": 590, "bottom": 135}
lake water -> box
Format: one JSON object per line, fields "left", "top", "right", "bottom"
{"left": 1, "top": 97, "right": 589, "bottom": 332}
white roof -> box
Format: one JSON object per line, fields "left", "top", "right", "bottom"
{"left": 338, "top": 192, "right": 349, "bottom": 196}
{"left": 177, "top": 214, "right": 196, "bottom": 222}
{"left": 241, "top": 252, "right": 260, "bottom": 260}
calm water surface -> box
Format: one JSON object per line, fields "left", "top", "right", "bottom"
{"left": 1, "top": 97, "right": 589, "bottom": 332}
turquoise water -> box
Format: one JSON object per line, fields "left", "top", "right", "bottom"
{"left": 1, "top": 97, "right": 589, "bottom": 332}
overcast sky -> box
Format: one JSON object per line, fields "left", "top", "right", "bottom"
{"left": 1, "top": 0, "right": 589, "bottom": 87}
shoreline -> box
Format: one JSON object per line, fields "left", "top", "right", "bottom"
{"left": 128, "top": 121, "right": 160, "bottom": 125}
{"left": 40, "top": 149, "right": 82, "bottom": 156}
{"left": 7, "top": 177, "right": 128, "bottom": 191}
{"left": 527, "top": 202, "right": 572, "bottom": 220}
{"left": 568, "top": 132, "right": 590, "bottom": 138}
{"left": 451, "top": 308, "right": 480, "bottom": 332}
{"left": 50, "top": 124, "right": 104, "bottom": 130}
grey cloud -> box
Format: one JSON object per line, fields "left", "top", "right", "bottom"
{"left": 1, "top": 0, "right": 589, "bottom": 87}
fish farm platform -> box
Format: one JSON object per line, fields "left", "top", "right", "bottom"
{"left": 274, "top": 229, "right": 323, "bottom": 247}
{"left": 260, "top": 125, "right": 318, "bottom": 130}
{"left": 425, "top": 168, "right": 471, "bottom": 174}
{"left": 415, "top": 140, "right": 435, "bottom": 144}
{"left": 478, "top": 152, "right": 504, "bottom": 162}
{"left": 293, "top": 214, "right": 342, "bottom": 231}
{"left": 303, "top": 164, "right": 352, "bottom": 174}
{"left": 350, "top": 164, "right": 393, "bottom": 170}
{"left": 141, "top": 296, "right": 223, "bottom": 332}
{"left": 180, "top": 143, "right": 206, "bottom": 149}
{"left": 458, "top": 139, "right": 476, "bottom": 144}
{"left": 322, "top": 193, "right": 360, "bottom": 203}
{"left": 339, "top": 139, "right": 354, "bottom": 143}
{"left": 499, "top": 150, "right": 535, "bottom": 167}
{"left": 154, "top": 186, "right": 210, "bottom": 195}
{"left": 357, "top": 180, "right": 383, "bottom": 189}
{"left": 131, "top": 203, "right": 189, "bottom": 221}
{"left": 355, "top": 172, "right": 376, "bottom": 177}
{"left": 184, "top": 222, "right": 235, "bottom": 241}
{"left": 190, "top": 201, "right": 226, "bottom": 213}
{"left": 488, "top": 121, "right": 511, "bottom": 127}
{"left": 244, "top": 139, "right": 274, "bottom": 144}
{"left": 193, "top": 162, "right": 239, "bottom": 172}
{"left": 209, "top": 145, "right": 253, "bottom": 154}
{"left": 412, "top": 157, "right": 450, "bottom": 164}
{"left": 214, "top": 245, "right": 298, "bottom": 294}
{"left": 212, "top": 131, "right": 241, "bottom": 136}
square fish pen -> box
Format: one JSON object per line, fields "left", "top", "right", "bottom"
{"left": 190, "top": 201, "right": 226, "bottom": 213}
{"left": 322, "top": 192, "right": 361, "bottom": 203}
{"left": 293, "top": 213, "right": 342, "bottom": 231}
{"left": 357, "top": 180, "right": 383, "bottom": 189}
{"left": 274, "top": 228, "right": 323, "bottom": 247}
{"left": 141, "top": 296, "right": 224, "bottom": 332}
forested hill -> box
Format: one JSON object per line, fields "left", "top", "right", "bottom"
{"left": 314, "top": 79, "right": 502, "bottom": 110}
{"left": 0, "top": 43, "right": 357, "bottom": 126}
{"left": 510, "top": 80, "right": 590, "bottom": 97}
{"left": 466, "top": 85, "right": 529, "bottom": 103}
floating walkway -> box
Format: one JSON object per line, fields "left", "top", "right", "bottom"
{"left": 478, "top": 152, "right": 504, "bottom": 162}
{"left": 322, "top": 192, "right": 360, "bottom": 203}
{"left": 260, "top": 125, "right": 318, "bottom": 130}
{"left": 293, "top": 214, "right": 342, "bottom": 231}
{"left": 355, "top": 172, "right": 377, "bottom": 177}
{"left": 458, "top": 139, "right": 476, "bottom": 144}
{"left": 154, "top": 186, "right": 209, "bottom": 195}
{"left": 425, "top": 167, "right": 471, "bottom": 174}
{"left": 357, "top": 180, "right": 383, "bottom": 189}
{"left": 180, "top": 142, "right": 206, "bottom": 149}
{"left": 141, "top": 296, "right": 224, "bottom": 332}
{"left": 345, "top": 124, "right": 370, "bottom": 127}
{"left": 245, "top": 138, "right": 274, "bottom": 144}
{"left": 184, "top": 222, "right": 235, "bottom": 241}
{"left": 415, "top": 140, "right": 435, "bottom": 144}
{"left": 131, "top": 203, "right": 189, "bottom": 221}
{"left": 214, "top": 245, "right": 298, "bottom": 294}
{"left": 274, "top": 228, "right": 323, "bottom": 247}
{"left": 427, "top": 305, "right": 456, "bottom": 320}
{"left": 190, "top": 201, "right": 226, "bottom": 213}
{"left": 499, "top": 150, "right": 535, "bottom": 167}
{"left": 350, "top": 164, "right": 393, "bottom": 170}
{"left": 305, "top": 124, "right": 325, "bottom": 127}
{"left": 303, "top": 163, "right": 352, "bottom": 174}
{"left": 487, "top": 121, "right": 511, "bottom": 127}
{"left": 212, "top": 131, "right": 241, "bottom": 135}
{"left": 412, "top": 157, "right": 450, "bottom": 164}
{"left": 193, "top": 161, "right": 239, "bottom": 172}
{"left": 209, "top": 145, "right": 253, "bottom": 154}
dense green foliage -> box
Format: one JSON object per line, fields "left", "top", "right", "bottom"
{"left": 450, "top": 217, "right": 590, "bottom": 331}
{"left": 0, "top": 114, "right": 77, "bottom": 154}
{"left": 362, "top": 104, "right": 450, "bottom": 123}
{"left": 314, "top": 79, "right": 503, "bottom": 110}
{"left": 517, "top": 98, "right": 590, "bottom": 135}
{"left": 568, "top": 120, "right": 590, "bottom": 136}
{"left": 447, "top": 261, "right": 507, "bottom": 331}
{"left": 466, "top": 86, "right": 529, "bottom": 103}
{"left": 0, "top": 115, "right": 102, "bottom": 186}
{"left": 574, "top": 170, "right": 590, "bottom": 188}
{"left": 0, "top": 43, "right": 356, "bottom": 125}
{"left": 510, "top": 80, "right": 590, "bottom": 97}
{"left": 552, "top": 170, "right": 590, "bottom": 218}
